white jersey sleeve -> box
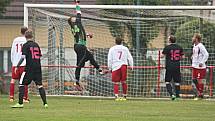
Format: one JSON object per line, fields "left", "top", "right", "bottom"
{"left": 126, "top": 47, "right": 134, "bottom": 69}
{"left": 199, "top": 44, "right": 209, "bottom": 64}
{"left": 108, "top": 48, "right": 113, "bottom": 70}
{"left": 192, "top": 43, "right": 209, "bottom": 69}
{"left": 11, "top": 40, "right": 16, "bottom": 64}
{"left": 11, "top": 36, "right": 27, "bottom": 66}
{"left": 108, "top": 45, "right": 133, "bottom": 71}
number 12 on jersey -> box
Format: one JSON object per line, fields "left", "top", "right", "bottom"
{"left": 30, "top": 47, "right": 41, "bottom": 59}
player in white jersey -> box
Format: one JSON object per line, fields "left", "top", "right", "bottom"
{"left": 191, "top": 33, "right": 209, "bottom": 100}
{"left": 10, "top": 26, "right": 29, "bottom": 102}
{"left": 108, "top": 37, "right": 133, "bottom": 101}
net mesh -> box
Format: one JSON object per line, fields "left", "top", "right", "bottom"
{"left": 27, "top": 6, "right": 215, "bottom": 98}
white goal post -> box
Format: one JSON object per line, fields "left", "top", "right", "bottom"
{"left": 24, "top": 3, "right": 215, "bottom": 27}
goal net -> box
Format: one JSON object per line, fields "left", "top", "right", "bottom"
{"left": 25, "top": 4, "right": 215, "bottom": 98}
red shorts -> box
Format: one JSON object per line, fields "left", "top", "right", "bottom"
{"left": 11, "top": 66, "right": 25, "bottom": 79}
{"left": 112, "top": 65, "right": 127, "bottom": 82}
{"left": 192, "top": 68, "right": 206, "bottom": 79}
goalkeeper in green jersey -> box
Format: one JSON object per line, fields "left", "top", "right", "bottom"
{"left": 68, "top": 0, "right": 103, "bottom": 87}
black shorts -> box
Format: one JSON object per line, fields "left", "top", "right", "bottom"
{"left": 19, "top": 71, "right": 42, "bottom": 85}
{"left": 74, "top": 44, "right": 94, "bottom": 67}
{"left": 165, "top": 69, "right": 181, "bottom": 83}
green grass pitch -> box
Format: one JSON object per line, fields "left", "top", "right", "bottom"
{"left": 0, "top": 96, "right": 215, "bottom": 121}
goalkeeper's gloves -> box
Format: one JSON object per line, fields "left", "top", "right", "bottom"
{"left": 86, "top": 33, "right": 93, "bottom": 38}
{"left": 74, "top": 0, "right": 80, "bottom": 3}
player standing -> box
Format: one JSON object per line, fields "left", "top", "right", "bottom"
{"left": 161, "top": 35, "right": 184, "bottom": 100}
{"left": 108, "top": 37, "right": 133, "bottom": 101}
{"left": 10, "top": 26, "right": 29, "bottom": 102}
{"left": 68, "top": 0, "right": 103, "bottom": 86}
{"left": 12, "top": 30, "right": 48, "bottom": 108}
{"left": 191, "top": 33, "right": 209, "bottom": 100}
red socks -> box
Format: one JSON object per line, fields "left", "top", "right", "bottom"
{"left": 122, "top": 83, "right": 127, "bottom": 95}
{"left": 9, "top": 82, "right": 29, "bottom": 100}
{"left": 197, "top": 83, "right": 204, "bottom": 95}
{"left": 114, "top": 83, "right": 128, "bottom": 96}
{"left": 114, "top": 84, "right": 119, "bottom": 95}
{"left": 9, "top": 83, "right": 15, "bottom": 99}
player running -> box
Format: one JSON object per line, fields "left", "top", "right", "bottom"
{"left": 12, "top": 30, "right": 48, "bottom": 108}
{"left": 161, "top": 35, "right": 184, "bottom": 100}
{"left": 191, "top": 33, "right": 209, "bottom": 100}
{"left": 10, "top": 26, "right": 29, "bottom": 102}
{"left": 68, "top": 0, "right": 103, "bottom": 87}
{"left": 108, "top": 37, "right": 133, "bottom": 101}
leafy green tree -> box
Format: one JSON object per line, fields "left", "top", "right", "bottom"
{"left": 96, "top": 0, "right": 208, "bottom": 48}
{"left": 175, "top": 19, "right": 215, "bottom": 49}
{"left": 97, "top": 0, "right": 168, "bottom": 49}
{"left": 0, "top": 0, "right": 11, "bottom": 16}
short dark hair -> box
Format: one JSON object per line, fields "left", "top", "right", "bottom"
{"left": 21, "top": 26, "right": 28, "bottom": 35}
{"left": 194, "top": 33, "right": 201, "bottom": 42}
{"left": 25, "top": 30, "right": 33, "bottom": 39}
{"left": 115, "top": 37, "right": 123, "bottom": 45}
{"left": 169, "top": 35, "right": 176, "bottom": 43}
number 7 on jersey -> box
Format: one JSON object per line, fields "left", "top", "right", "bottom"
{"left": 118, "top": 51, "right": 122, "bottom": 60}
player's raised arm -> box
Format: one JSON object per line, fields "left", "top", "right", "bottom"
{"left": 75, "top": 1, "right": 87, "bottom": 42}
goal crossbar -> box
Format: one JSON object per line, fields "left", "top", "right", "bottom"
{"left": 24, "top": 3, "right": 215, "bottom": 27}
